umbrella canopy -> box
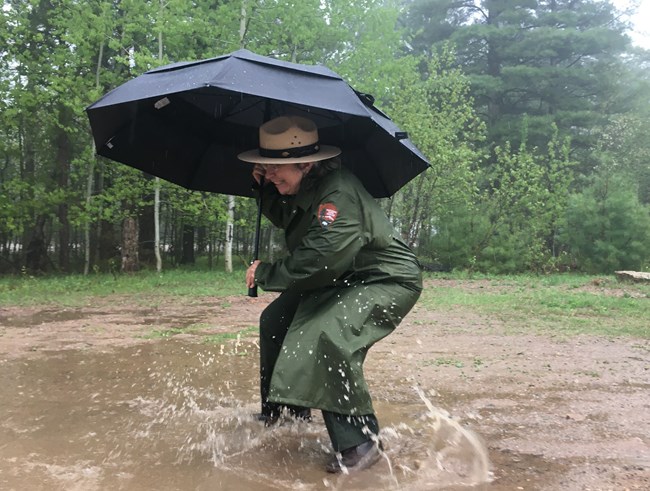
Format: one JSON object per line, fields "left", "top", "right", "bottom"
{"left": 86, "top": 49, "right": 429, "bottom": 199}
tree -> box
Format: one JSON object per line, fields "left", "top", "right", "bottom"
{"left": 403, "top": 0, "right": 633, "bottom": 155}
{"left": 561, "top": 174, "right": 650, "bottom": 273}
{"left": 475, "top": 125, "right": 574, "bottom": 273}
{"left": 428, "top": 120, "right": 575, "bottom": 273}
{"left": 566, "top": 36, "right": 650, "bottom": 202}
{"left": 83, "top": 0, "right": 242, "bottom": 272}
{"left": 1, "top": 1, "right": 103, "bottom": 273}
{"left": 385, "top": 47, "right": 483, "bottom": 249}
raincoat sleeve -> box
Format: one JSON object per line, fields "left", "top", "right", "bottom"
{"left": 254, "top": 188, "right": 366, "bottom": 292}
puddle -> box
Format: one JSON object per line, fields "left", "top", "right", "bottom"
{"left": 0, "top": 308, "right": 100, "bottom": 327}
{"left": 0, "top": 340, "right": 492, "bottom": 490}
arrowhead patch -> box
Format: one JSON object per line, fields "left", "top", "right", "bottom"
{"left": 317, "top": 203, "right": 338, "bottom": 228}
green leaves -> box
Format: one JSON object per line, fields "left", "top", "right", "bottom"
{"left": 562, "top": 174, "right": 650, "bottom": 273}
{"left": 383, "top": 46, "right": 483, "bottom": 248}
{"left": 404, "top": 0, "right": 634, "bottom": 152}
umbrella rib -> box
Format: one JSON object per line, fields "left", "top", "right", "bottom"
{"left": 224, "top": 96, "right": 267, "bottom": 120}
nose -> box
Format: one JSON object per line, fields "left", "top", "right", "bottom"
{"left": 264, "top": 164, "right": 279, "bottom": 176}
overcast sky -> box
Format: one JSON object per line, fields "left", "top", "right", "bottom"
{"left": 611, "top": 0, "right": 650, "bottom": 49}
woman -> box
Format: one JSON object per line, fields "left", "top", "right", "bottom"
{"left": 239, "top": 115, "right": 422, "bottom": 473}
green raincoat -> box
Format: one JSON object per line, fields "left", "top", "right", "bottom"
{"left": 254, "top": 166, "right": 422, "bottom": 415}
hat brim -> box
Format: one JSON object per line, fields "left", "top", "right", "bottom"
{"left": 237, "top": 144, "right": 341, "bottom": 164}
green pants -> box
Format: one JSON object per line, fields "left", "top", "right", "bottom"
{"left": 258, "top": 281, "right": 420, "bottom": 451}
{"left": 259, "top": 288, "right": 305, "bottom": 418}
{"left": 322, "top": 411, "right": 380, "bottom": 452}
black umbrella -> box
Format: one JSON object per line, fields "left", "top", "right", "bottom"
{"left": 86, "top": 49, "right": 430, "bottom": 293}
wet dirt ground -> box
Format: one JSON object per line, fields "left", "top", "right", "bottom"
{"left": 0, "top": 279, "right": 648, "bottom": 490}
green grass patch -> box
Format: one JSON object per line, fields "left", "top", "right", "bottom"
{"left": 425, "top": 357, "right": 465, "bottom": 368}
{"left": 142, "top": 326, "right": 193, "bottom": 339}
{"left": 140, "top": 323, "right": 210, "bottom": 339}
{"left": 203, "top": 326, "right": 257, "bottom": 344}
{"left": 142, "top": 324, "right": 257, "bottom": 341}
{"left": 422, "top": 357, "right": 485, "bottom": 370}
{"left": 420, "top": 273, "right": 650, "bottom": 338}
{"left": 0, "top": 268, "right": 246, "bottom": 307}
{"left": 2, "top": 270, "right": 648, "bottom": 339}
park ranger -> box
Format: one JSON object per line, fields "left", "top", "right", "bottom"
{"left": 240, "top": 115, "right": 422, "bottom": 473}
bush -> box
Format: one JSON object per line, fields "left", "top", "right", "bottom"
{"left": 560, "top": 176, "right": 650, "bottom": 273}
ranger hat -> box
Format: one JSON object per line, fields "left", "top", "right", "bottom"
{"left": 238, "top": 115, "right": 341, "bottom": 164}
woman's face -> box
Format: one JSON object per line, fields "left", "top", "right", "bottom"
{"left": 263, "top": 163, "right": 312, "bottom": 195}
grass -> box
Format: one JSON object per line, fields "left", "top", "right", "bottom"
{"left": 203, "top": 326, "right": 258, "bottom": 344}
{"left": 141, "top": 324, "right": 257, "bottom": 342}
{"left": 0, "top": 267, "right": 245, "bottom": 307}
{"left": 425, "top": 357, "right": 466, "bottom": 368}
{"left": 140, "top": 324, "right": 207, "bottom": 339}
{"left": 1, "top": 270, "right": 648, "bottom": 338}
{"left": 418, "top": 273, "right": 650, "bottom": 338}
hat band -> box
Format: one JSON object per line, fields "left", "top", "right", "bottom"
{"left": 259, "top": 142, "right": 320, "bottom": 159}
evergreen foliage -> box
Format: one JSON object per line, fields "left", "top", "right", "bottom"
{"left": 561, "top": 174, "right": 650, "bottom": 272}
{"left": 403, "top": 0, "right": 636, "bottom": 157}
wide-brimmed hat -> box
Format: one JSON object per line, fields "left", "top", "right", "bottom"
{"left": 237, "top": 115, "right": 341, "bottom": 164}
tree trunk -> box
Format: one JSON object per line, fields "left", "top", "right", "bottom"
{"left": 24, "top": 215, "right": 49, "bottom": 274}
{"left": 222, "top": 0, "right": 250, "bottom": 274}
{"left": 208, "top": 226, "right": 214, "bottom": 270}
{"left": 154, "top": 178, "right": 162, "bottom": 272}
{"left": 20, "top": 115, "right": 49, "bottom": 273}
{"left": 55, "top": 107, "right": 72, "bottom": 273}
{"left": 224, "top": 195, "right": 235, "bottom": 272}
{"left": 84, "top": 158, "right": 95, "bottom": 275}
{"left": 94, "top": 163, "right": 106, "bottom": 267}
{"left": 86, "top": 36, "right": 104, "bottom": 276}
{"left": 121, "top": 217, "right": 139, "bottom": 272}
{"left": 153, "top": 3, "right": 164, "bottom": 272}
{"left": 139, "top": 198, "right": 156, "bottom": 265}
{"left": 615, "top": 271, "right": 650, "bottom": 283}
{"left": 485, "top": 0, "right": 504, "bottom": 135}
{"left": 180, "top": 224, "right": 195, "bottom": 265}
{"left": 197, "top": 225, "right": 208, "bottom": 256}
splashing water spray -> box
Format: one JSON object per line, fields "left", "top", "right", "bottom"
{"left": 323, "top": 386, "right": 492, "bottom": 490}
{"left": 407, "top": 386, "right": 492, "bottom": 488}
{"left": 118, "top": 344, "right": 491, "bottom": 490}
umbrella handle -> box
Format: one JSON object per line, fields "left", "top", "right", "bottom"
{"left": 248, "top": 177, "right": 264, "bottom": 297}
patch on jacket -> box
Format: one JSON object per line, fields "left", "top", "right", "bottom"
{"left": 317, "top": 203, "right": 338, "bottom": 228}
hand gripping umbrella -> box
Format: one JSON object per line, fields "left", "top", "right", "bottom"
{"left": 86, "top": 49, "right": 430, "bottom": 295}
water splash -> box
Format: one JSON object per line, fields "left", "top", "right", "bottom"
{"left": 1, "top": 342, "right": 491, "bottom": 490}
{"left": 321, "top": 387, "right": 491, "bottom": 490}
{"left": 408, "top": 386, "right": 491, "bottom": 487}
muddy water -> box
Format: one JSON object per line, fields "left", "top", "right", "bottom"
{"left": 0, "top": 340, "right": 490, "bottom": 490}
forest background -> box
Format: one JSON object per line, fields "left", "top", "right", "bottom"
{"left": 1, "top": 0, "right": 649, "bottom": 277}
